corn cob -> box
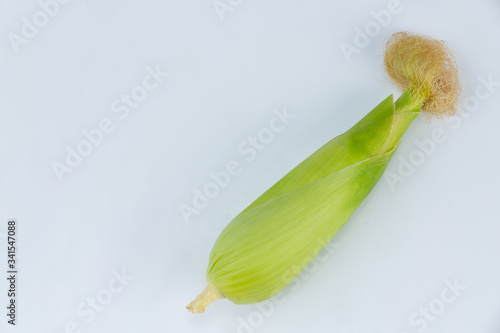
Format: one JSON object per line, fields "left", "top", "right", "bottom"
{"left": 187, "top": 32, "right": 461, "bottom": 313}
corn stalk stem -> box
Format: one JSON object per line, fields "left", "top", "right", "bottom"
{"left": 186, "top": 282, "right": 225, "bottom": 313}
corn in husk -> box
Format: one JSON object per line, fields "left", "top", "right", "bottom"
{"left": 187, "top": 32, "right": 461, "bottom": 313}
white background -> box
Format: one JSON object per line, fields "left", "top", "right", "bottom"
{"left": 1, "top": 0, "right": 500, "bottom": 332}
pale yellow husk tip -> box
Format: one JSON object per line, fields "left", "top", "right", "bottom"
{"left": 384, "top": 31, "right": 461, "bottom": 117}
{"left": 186, "top": 282, "right": 225, "bottom": 314}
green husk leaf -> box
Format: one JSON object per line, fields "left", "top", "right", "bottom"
{"left": 206, "top": 90, "right": 422, "bottom": 304}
